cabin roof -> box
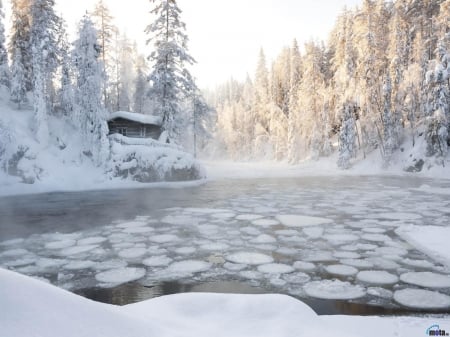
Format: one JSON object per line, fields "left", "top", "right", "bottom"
{"left": 107, "top": 111, "right": 163, "bottom": 126}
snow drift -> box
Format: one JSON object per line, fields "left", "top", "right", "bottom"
{"left": 1, "top": 268, "right": 449, "bottom": 337}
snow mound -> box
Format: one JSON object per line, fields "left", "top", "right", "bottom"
{"left": 109, "top": 135, "right": 205, "bottom": 183}
{"left": 95, "top": 267, "right": 146, "bottom": 285}
{"left": 325, "top": 264, "right": 358, "bottom": 276}
{"left": 276, "top": 215, "right": 333, "bottom": 228}
{"left": 356, "top": 271, "right": 399, "bottom": 285}
{"left": 400, "top": 272, "right": 450, "bottom": 288}
{"left": 394, "top": 289, "right": 450, "bottom": 309}
{"left": 257, "top": 263, "right": 295, "bottom": 274}
{"left": 304, "top": 280, "right": 366, "bottom": 300}
{"left": 226, "top": 252, "right": 274, "bottom": 265}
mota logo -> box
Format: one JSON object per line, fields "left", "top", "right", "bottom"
{"left": 427, "top": 325, "right": 449, "bottom": 336}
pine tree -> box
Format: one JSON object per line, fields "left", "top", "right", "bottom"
{"left": 146, "top": 0, "right": 197, "bottom": 142}
{"left": 338, "top": 103, "right": 357, "bottom": 169}
{"left": 0, "top": 0, "right": 9, "bottom": 88}
{"left": 253, "top": 48, "right": 271, "bottom": 157}
{"left": 10, "top": 49, "right": 26, "bottom": 108}
{"left": 73, "top": 15, "right": 109, "bottom": 165}
{"left": 57, "top": 19, "right": 74, "bottom": 116}
{"left": 9, "top": 0, "right": 33, "bottom": 91}
{"left": 425, "top": 37, "right": 449, "bottom": 165}
{"left": 382, "top": 73, "right": 396, "bottom": 166}
{"left": 133, "top": 56, "right": 150, "bottom": 114}
{"left": 91, "top": 0, "right": 117, "bottom": 108}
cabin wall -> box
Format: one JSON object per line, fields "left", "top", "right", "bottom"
{"left": 108, "top": 118, "right": 162, "bottom": 140}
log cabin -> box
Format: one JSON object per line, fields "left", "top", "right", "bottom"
{"left": 107, "top": 111, "right": 163, "bottom": 140}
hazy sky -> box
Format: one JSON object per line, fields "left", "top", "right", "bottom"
{"left": 4, "top": 0, "right": 363, "bottom": 88}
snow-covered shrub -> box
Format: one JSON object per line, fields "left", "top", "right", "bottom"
{"left": 108, "top": 135, "right": 205, "bottom": 182}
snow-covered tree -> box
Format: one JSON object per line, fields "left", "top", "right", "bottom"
{"left": 30, "top": 0, "right": 61, "bottom": 143}
{"left": 338, "top": 103, "right": 357, "bottom": 169}
{"left": 91, "top": 0, "right": 117, "bottom": 108}
{"left": 72, "top": 15, "right": 109, "bottom": 165}
{"left": 425, "top": 38, "right": 450, "bottom": 165}
{"left": 57, "top": 20, "right": 74, "bottom": 116}
{"left": 9, "top": 50, "right": 26, "bottom": 108}
{"left": 381, "top": 73, "right": 396, "bottom": 166}
{"left": 9, "top": 0, "right": 32, "bottom": 91}
{"left": 146, "top": 0, "right": 197, "bottom": 142}
{"left": 133, "top": 56, "right": 151, "bottom": 114}
{"left": 0, "top": 0, "right": 9, "bottom": 87}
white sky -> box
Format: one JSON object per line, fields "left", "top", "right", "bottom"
{"left": 4, "top": 0, "right": 362, "bottom": 89}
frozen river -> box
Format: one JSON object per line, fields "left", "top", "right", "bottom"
{"left": 1, "top": 176, "right": 450, "bottom": 314}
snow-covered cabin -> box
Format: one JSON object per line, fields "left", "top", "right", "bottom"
{"left": 107, "top": 111, "right": 163, "bottom": 140}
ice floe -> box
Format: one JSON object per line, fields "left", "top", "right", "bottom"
{"left": 293, "top": 261, "right": 316, "bottom": 271}
{"left": 226, "top": 252, "right": 274, "bottom": 265}
{"left": 325, "top": 264, "right": 358, "bottom": 276}
{"left": 59, "top": 245, "right": 97, "bottom": 256}
{"left": 276, "top": 215, "right": 333, "bottom": 228}
{"left": 356, "top": 271, "right": 399, "bottom": 285}
{"left": 303, "top": 280, "right": 366, "bottom": 300}
{"left": 257, "top": 263, "right": 295, "bottom": 274}
{"left": 165, "top": 260, "right": 212, "bottom": 274}
{"left": 63, "top": 261, "right": 96, "bottom": 270}
{"left": 95, "top": 267, "right": 146, "bottom": 285}
{"left": 118, "top": 248, "right": 147, "bottom": 259}
{"left": 45, "top": 240, "right": 76, "bottom": 250}
{"left": 400, "top": 272, "right": 450, "bottom": 288}
{"left": 394, "top": 289, "right": 450, "bottom": 309}
{"left": 142, "top": 256, "right": 173, "bottom": 267}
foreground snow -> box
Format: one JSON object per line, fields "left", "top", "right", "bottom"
{"left": 1, "top": 268, "right": 449, "bottom": 337}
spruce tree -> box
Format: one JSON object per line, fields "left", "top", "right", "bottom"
{"left": 73, "top": 15, "right": 109, "bottom": 165}
{"left": 30, "top": 0, "right": 61, "bottom": 143}
{"left": 0, "top": 0, "right": 9, "bottom": 88}
{"left": 9, "top": 0, "right": 33, "bottom": 92}
{"left": 146, "top": 0, "right": 196, "bottom": 142}
{"left": 91, "top": 0, "right": 117, "bottom": 108}
{"left": 338, "top": 103, "right": 357, "bottom": 169}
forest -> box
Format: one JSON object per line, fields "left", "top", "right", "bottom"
{"left": 0, "top": 0, "right": 450, "bottom": 179}
{"left": 211, "top": 0, "right": 450, "bottom": 170}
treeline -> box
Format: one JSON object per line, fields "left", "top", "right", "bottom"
{"left": 212, "top": 0, "right": 450, "bottom": 168}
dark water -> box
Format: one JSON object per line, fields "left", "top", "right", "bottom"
{"left": 1, "top": 176, "right": 450, "bottom": 316}
{"left": 76, "top": 280, "right": 446, "bottom": 316}
{"left": 0, "top": 176, "right": 437, "bottom": 241}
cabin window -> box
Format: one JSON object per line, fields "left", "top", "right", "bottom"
{"left": 118, "top": 127, "right": 127, "bottom": 136}
{"left": 140, "top": 127, "right": 146, "bottom": 138}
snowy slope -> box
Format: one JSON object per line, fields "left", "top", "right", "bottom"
{"left": 2, "top": 268, "right": 450, "bottom": 337}
{"left": 0, "top": 87, "right": 204, "bottom": 196}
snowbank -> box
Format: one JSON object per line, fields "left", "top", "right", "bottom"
{"left": 1, "top": 268, "right": 449, "bottom": 337}
{"left": 109, "top": 134, "right": 205, "bottom": 182}
{"left": 396, "top": 225, "right": 450, "bottom": 269}
{"left": 0, "top": 91, "right": 205, "bottom": 195}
